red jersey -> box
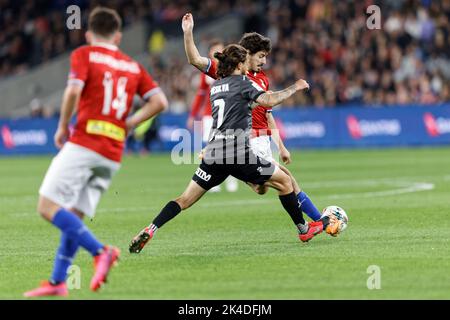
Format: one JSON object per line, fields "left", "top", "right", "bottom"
{"left": 189, "top": 72, "right": 215, "bottom": 118}
{"left": 205, "top": 58, "right": 272, "bottom": 136}
{"left": 67, "top": 43, "right": 160, "bottom": 162}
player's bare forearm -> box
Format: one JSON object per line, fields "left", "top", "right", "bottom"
{"left": 59, "top": 85, "right": 81, "bottom": 128}
{"left": 256, "top": 79, "right": 309, "bottom": 107}
{"left": 183, "top": 30, "right": 209, "bottom": 70}
{"left": 127, "top": 92, "right": 168, "bottom": 130}
{"left": 182, "top": 14, "right": 209, "bottom": 71}
{"left": 54, "top": 85, "right": 81, "bottom": 148}
{"left": 257, "top": 84, "right": 298, "bottom": 107}
{"left": 267, "top": 113, "right": 282, "bottom": 150}
{"left": 267, "top": 112, "right": 291, "bottom": 164}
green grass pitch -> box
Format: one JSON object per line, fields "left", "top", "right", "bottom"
{"left": 1, "top": 147, "right": 450, "bottom": 299}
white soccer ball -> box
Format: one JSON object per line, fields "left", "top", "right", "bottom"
{"left": 321, "top": 206, "right": 348, "bottom": 233}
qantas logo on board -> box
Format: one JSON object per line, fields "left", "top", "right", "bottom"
{"left": 1, "top": 125, "right": 48, "bottom": 149}
{"left": 346, "top": 115, "right": 401, "bottom": 139}
{"left": 423, "top": 113, "right": 450, "bottom": 137}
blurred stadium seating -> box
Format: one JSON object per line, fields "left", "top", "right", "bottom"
{"left": 1, "top": 0, "right": 448, "bottom": 114}
{"left": 0, "top": 0, "right": 449, "bottom": 155}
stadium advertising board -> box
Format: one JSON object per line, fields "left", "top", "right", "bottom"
{"left": 0, "top": 118, "right": 59, "bottom": 155}
{"left": 1, "top": 104, "right": 450, "bottom": 155}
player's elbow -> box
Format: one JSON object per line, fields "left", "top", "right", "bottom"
{"left": 186, "top": 55, "right": 195, "bottom": 65}
{"left": 148, "top": 92, "right": 168, "bottom": 114}
{"left": 157, "top": 93, "right": 169, "bottom": 112}
{"left": 258, "top": 100, "right": 275, "bottom": 108}
{"left": 64, "top": 84, "right": 83, "bottom": 98}
{"left": 189, "top": 56, "right": 204, "bottom": 70}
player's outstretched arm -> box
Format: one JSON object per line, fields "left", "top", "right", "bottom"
{"left": 54, "top": 84, "right": 82, "bottom": 148}
{"left": 182, "top": 13, "right": 209, "bottom": 71}
{"left": 267, "top": 112, "right": 291, "bottom": 164}
{"left": 126, "top": 91, "right": 168, "bottom": 131}
{"left": 256, "top": 79, "right": 310, "bottom": 108}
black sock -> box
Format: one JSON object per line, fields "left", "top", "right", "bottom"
{"left": 320, "top": 215, "right": 330, "bottom": 229}
{"left": 279, "top": 192, "right": 305, "bottom": 225}
{"left": 152, "top": 201, "right": 182, "bottom": 228}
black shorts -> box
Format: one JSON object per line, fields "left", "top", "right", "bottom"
{"left": 192, "top": 153, "right": 276, "bottom": 190}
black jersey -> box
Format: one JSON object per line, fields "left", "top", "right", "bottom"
{"left": 204, "top": 74, "right": 265, "bottom": 162}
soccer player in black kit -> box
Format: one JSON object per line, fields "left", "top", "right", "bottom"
{"left": 129, "top": 44, "right": 333, "bottom": 253}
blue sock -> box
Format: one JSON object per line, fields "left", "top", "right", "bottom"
{"left": 50, "top": 232, "right": 79, "bottom": 284}
{"left": 52, "top": 208, "right": 104, "bottom": 257}
{"left": 297, "top": 191, "right": 322, "bottom": 221}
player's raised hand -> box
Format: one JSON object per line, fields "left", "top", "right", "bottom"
{"left": 182, "top": 13, "right": 194, "bottom": 32}
{"left": 295, "top": 79, "right": 310, "bottom": 91}
{"left": 54, "top": 125, "right": 69, "bottom": 149}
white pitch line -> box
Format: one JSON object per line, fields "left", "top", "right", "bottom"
{"left": 325, "top": 182, "right": 435, "bottom": 200}
{"left": 4, "top": 180, "right": 436, "bottom": 216}
{"left": 302, "top": 178, "right": 434, "bottom": 188}
{"left": 95, "top": 181, "right": 435, "bottom": 213}
{"left": 96, "top": 199, "right": 275, "bottom": 213}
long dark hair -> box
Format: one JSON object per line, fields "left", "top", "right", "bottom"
{"left": 213, "top": 44, "right": 248, "bottom": 78}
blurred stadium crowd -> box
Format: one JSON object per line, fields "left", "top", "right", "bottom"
{"left": 264, "top": 0, "right": 450, "bottom": 107}
{"left": 1, "top": 0, "right": 449, "bottom": 113}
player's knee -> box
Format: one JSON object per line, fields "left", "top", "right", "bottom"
{"left": 36, "top": 203, "right": 53, "bottom": 222}
{"left": 256, "top": 185, "right": 268, "bottom": 195}
{"left": 37, "top": 196, "right": 60, "bottom": 222}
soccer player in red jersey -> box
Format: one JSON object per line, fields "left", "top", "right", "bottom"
{"left": 24, "top": 7, "right": 168, "bottom": 297}
{"left": 182, "top": 13, "right": 326, "bottom": 224}
{"left": 187, "top": 39, "right": 239, "bottom": 192}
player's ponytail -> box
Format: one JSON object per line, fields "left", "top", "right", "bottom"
{"left": 213, "top": 52, "right": 227, "bottom": 62}
{"left": 214, "top": 44, "right": 248, "bottom": 78}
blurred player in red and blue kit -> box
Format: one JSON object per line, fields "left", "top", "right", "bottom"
{"left": 24, "top": 7, "right": 168, "bottom": 297}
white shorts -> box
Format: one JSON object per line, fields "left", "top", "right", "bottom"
{"left": 39, "top": 142, "right": 120, "bottom": 218}
{"left": 249, "top": 135, "right": 274, "bottom": 162}
{"left": 202, "top": 116, "right": 213, "bottom": 143}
